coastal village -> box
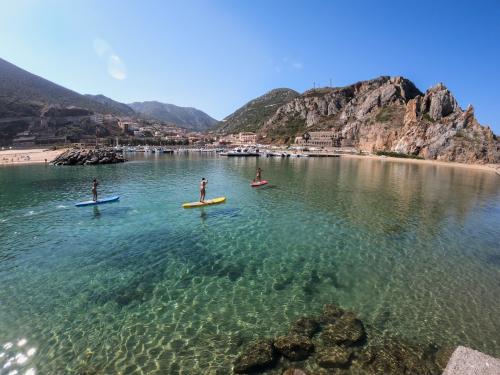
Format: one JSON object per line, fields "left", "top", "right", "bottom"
{"left": 7, "top": 110, "right": 339, "bottom": 150}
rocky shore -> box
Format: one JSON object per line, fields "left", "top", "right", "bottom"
{"left": 51, "top": 148, "right": 126, "bottom": 166}
{"left": 233, "top": 304, "right": 454, "bottom": 374}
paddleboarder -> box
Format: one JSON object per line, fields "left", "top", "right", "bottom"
{"left": 254, "top": 167, "right": 262, "bottom": 182}
{"left": 200, "top": 177, "right": 208, "bottom": 202}
{"left": 92, "top": 178, "right": 99, "bottom": 202}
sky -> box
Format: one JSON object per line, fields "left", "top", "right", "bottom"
{"left": 1, "top": 0, "right": 500, "bottom": 133}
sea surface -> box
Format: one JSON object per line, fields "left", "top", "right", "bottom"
{"left": 0, "top": 154, "right": 499, "bottom": 374}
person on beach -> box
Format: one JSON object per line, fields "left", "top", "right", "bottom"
{"left": 254, "top": 167, "right": 262, "bottom": 182}
{"left": 92, "top": 178, "right": 99, "bottom": 202}
{"left": 200, "top": 177, "right": 208, "bottom": 202}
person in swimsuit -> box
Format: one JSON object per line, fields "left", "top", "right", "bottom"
{"left": 255, "top": 167, "right": 262, "bottom": 182}
{"left": 200, "top": 177, "right": 208, "bottom": 202}
{"left": 92, "top": 178, "right": 99, "bottom": 202}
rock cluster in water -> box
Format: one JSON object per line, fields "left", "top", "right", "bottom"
{"left": 51, "top": 148, "right": 126, "bottom": 165}
{"left": 233, "top": 304, "right": 454, "bottom": 374}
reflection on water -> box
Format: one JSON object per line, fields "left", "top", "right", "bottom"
{"left": 92, "top": 206, "right": 100, "bottom": 219}
{"left": 0, "top": 155, "right": 499, "bottom": 374}
{"left": 0, "top": 338, "right": 37, "bottom": 374}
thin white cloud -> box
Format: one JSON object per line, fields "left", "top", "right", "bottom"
{"left": 108, "top": 55, "right": 127, "bottom": 80}
{"left": 274, "top": 56, "right": 303, "bottom": 73}
{"left": 93, "top": 38, "right": 127, "bottom": 80}
{"left": 93, "top": 38, "right": 110, "bottom": 57}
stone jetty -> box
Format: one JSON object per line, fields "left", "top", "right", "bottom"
{"left": 51, "top": 148, "right": 126, "bottom": 166}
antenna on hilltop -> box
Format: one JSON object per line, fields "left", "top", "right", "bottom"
{"left": 329, "top": 78, "right": 332, "bottom": 87}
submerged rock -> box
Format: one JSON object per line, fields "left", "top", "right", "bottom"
{"left": 233, "top": 339, "right": 277, "bottom": 374}
{"left": 316, "top": 346, "right": 353, "bottom": 368}
{"left": 274, "top": 335, "right": 314, "bottom": 361}
{"left": 290, "top": 316, "right": 320, "bottom": 338}
{"left": 318, "top": 312, "right": 366, "bottom": 347}
{"left": 319, "top": 304, "right": 345, "bottom": 325}
{"left": 359, "top": 341, "right": 437, "bottom": 375}
{"left": 434, "top": 346, "right": 455, "bottom": 371}
{"left": 282, "top": 368, "right": 308, "bottom": 375}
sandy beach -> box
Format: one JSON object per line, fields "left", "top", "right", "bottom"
{"left": 339, "top": 153, "right": 500, "bottom": 175}
{"left": 0, "top": 148, "right": 67, "bottom": 166}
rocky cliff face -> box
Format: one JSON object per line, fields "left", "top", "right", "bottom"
{"left": 256, "top": 76, "right": 498, "bottom": 164}
{"left": 393, "top": 84, "right": 498, "bottom": 163}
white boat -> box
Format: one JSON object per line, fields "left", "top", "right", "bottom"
{"left": 266, "top": 152, "right": 288, "bottom": 157}
{"left": 224, "top": 147, "right": 260, "bottom": 157}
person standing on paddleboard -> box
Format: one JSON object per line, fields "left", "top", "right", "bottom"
{"left": 255, "top": 167, "right": 262, "bottom": 182}
{"left": 92, "top": 178, "right": 99, "bottom": 202}
{"left": 200, "top": 177, "right": 208, "bottom": 202}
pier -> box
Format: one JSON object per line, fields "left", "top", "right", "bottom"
{"left": 305, "top": 153, "right": 341, "bottom": 157}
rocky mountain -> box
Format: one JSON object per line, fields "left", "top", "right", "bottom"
{"left": 128, "top": 101, "right": 217, "bottom": 131}
{"left": 223, "top": 77, "right": 499, "bottom": 164}
{"left": 0, "top": 57, "right": 131, "bottom": 117}
{"left": 216, "top": 88, "right": 299, "bottom": 134}
{"left": 84, "top": 94, "right": 135, "bottom": 116}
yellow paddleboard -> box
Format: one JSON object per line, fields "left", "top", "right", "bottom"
{"left": 182, "top": 197, "right": 226, "bottom": 208}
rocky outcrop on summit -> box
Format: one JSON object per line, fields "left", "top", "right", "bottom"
{"left": 227, "top": 76, "right": 498, "bottom": 164}
{"left": 393, "top": 84, "right": 498, "bottom": 163}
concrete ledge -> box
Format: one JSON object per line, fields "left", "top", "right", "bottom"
{"left": 443, "top": 346, "right": 500, "bottom": 375}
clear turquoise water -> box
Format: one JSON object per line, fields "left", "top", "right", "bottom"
{"left": 0, "top": 154, "right": 499, "bottom": 374}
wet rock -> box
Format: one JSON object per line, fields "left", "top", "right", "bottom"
{"left": 272, "top": 274, "right": 294, "bottom": 290}
{"left": 319, "top": 313, "right": 366, "bottom": 346}
{"left": 233, "top": 339, "right": 277, "bottom": 374}
{"left": 319, "top": 304, "right": 344, "bottom": 325}
{"left": 51, "top": 148, "right": 126, "bottom": 166}
{"left": 434, "top": 346, "right": 455, "bottom": 371}
{"left": 360, "top": 341, "right": 435, "bottom": 375}
{"left": 319, "top": 312, "right": 366, "bottom": 346}
{"left": 282, "top": 369, "right": 308, "bottom": 375}
{"left": 274, "top": 334, "right": 314, "bottom": 361}
{"left": 316, "top": 346, "right": 353, "bottom": 368}
{"left": 290, "top": 316, "right": 320, "bottom": 338}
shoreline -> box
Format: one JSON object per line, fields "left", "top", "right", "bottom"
{"left": 0, "top": 148, "right": 67, "bottom": 166}
{"left": 0, "top": 147, "right": 499, "bottom": 175}
{"left": 338, "top": 153, "right": 500, "bottom": 174}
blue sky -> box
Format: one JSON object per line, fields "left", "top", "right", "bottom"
{"left": 1, "top": 0, "right": 499, "bottom": 133}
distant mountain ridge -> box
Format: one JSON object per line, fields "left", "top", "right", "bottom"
{"left": 128, "top": 101, "right": 217, "bottom": 131}
{"left": 0, "top": 57, "right": 217, "bottom": 138}
{"left": 84, "top": 94, "right": 135, "bottom": 116}
{"left": 215, "top": 88, "right": 299, "bottom": 134}
{"left": 0, "top": 57, "right": 131, "bottom": 117}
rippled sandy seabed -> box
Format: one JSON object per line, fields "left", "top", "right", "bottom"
{"left": 0, "top": 154, "right": 499, "bottom": 374}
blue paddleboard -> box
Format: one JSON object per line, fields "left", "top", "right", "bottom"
{"left": 75, "top": 196, "right": 120, "bottom": 207}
